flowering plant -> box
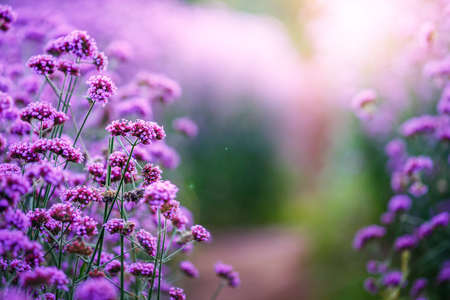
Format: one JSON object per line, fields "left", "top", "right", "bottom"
{"left": 352, "top": 3, "right": 450, "bottom": 299}
{"left": 0, "top": 5, "right": 239, "bottom": 300}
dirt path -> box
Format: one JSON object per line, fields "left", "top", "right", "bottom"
{"left": 182, "top": 227, "right": 309, "bottom": 300}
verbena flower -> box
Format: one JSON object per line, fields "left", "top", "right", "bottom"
{"left": 129, "top": 262, "right": 158, "bottom": 277}
{"left": 394, "top": 235, "right": 417, "bottom": 252}
{"left": 215, "top": 262, "right": 240, "bottom": 287}
{"left": 74, "top": 278, "right": 117, "bottom": 300}
{"left": 136, "top": 229, "right": 157, "bottom": 257}
{"left": 142, "top": 163, "right": 162, "bottom": 185}
{"left": 0, "top": 5, "right": 16, "bottom": 31}
{"left": 104, "top": 218, "right": 135, "bottom": 236}
{"left": 382, "top": 271, "right": 402, "bottom": 287}
{"left": 136, "top": 72, "right": 181, "bottom": 103}
{"left": 169, "top": 287, "right": 186, "bottom": 300}
{"left": 352, "top": 225, "right": 386, "bottom": 250}
{"left": 87, "top": 75, "right": 117, "bottom": 105}
{"left": 63, "top": 186, "right": 102, "bottom": 206}
{"left": 57, "top": 60, "right": 81, "bottom": 76}
{"left": 27, "top": 55, "right": 56, "bottom": 76}
{"left": 191, "top": 224, "right": 210, "bottom": 242}
{"left": 20, "top": 266, "right": 69, "bottom": 291}
{"left": 388, "top": 195, "right": 411, "bottom": 213}
{"left": 401, "top": 115, "right": 437, "bottom": 137}
{"left": 92, "top": 52, "right": 108, "bottom": 71}
{"left": 173, "top": 117, "right": 198, "bottom": 137}
{"left": 179, "top": 260, "right": 199, "bottom": 278}
{"left": 144, "top": 180, "right": 178, "bottom": 206}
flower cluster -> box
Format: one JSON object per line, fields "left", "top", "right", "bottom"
{"left": 353, "top": 4, "right": 450, "bottom": 298}
{"left": 0, "top": 7, "right": 238, "bottom": 300}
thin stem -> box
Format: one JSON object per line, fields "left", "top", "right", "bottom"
{"left": 120, "top": 234, "right": 125, "bottom": 300}
{"left": 72, "top": 100, "right": 95, "bottom": 147}
{"left": 157, "top": 219, "right": 167, "bottom": 300}
{"left": 148, "top": 209, "right": 161, "bottom": 300}
{"left": 211, "top": 281, "right": 226, "bottom": 300}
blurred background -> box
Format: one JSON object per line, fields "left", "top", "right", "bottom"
{"left": 5, "top": 0, "right": 445, "bottom": 299}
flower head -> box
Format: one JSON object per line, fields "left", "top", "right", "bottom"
{"left": 136, "top": 229, "right": 157, "bottom": 257}
{"left": 74, "top": 278, "right": 117, "bottom": 300}
{"left": 27, "top": 55, "right": 56, "bottom": 76}
{"left": 87, "top": 75, "right": 117, "bottom": 105}
{"left": 191, "top": 224, "right": 210, "bottom": 242}
{"left": 0, "top": 5, "right": 16, "bottom": 31}
{"left": 169, "top": 287, "right": 186, "bottom": 300}
{"left": 388, "top": 195, "right": 411, "bottom": 213}
{"left": 129, "top": 262, "right": 158, "bottom": 277}
{"left": 382, "top": 271, "right": 402, "bottom": 287}
{"left": 353, "top": 225, "right": 386, "bottom": 250}
{"left": 179, "top": 260, "right": 199, "bottom": 278}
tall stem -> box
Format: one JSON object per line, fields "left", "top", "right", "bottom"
{"left": 157, "top": 219, "right": 167, "bottom": 300}
{"left": 211, "top": 281, "right": 226, "bottom": 300}
{"left": 148, "top": 209, "right": 161, "bottom": 300}
{"left": 120, "top": 234, "right": 125, "bottom": 300}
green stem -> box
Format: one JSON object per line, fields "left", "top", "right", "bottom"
{"left": 157, "top": 219, "right": 167, "bottom": 300}
{"left": 120, "top": 235, "right": 125, "bottom": 300}
{"left": 211, "top": 281, "right": 226, "bottom": 300}
{"left": 148, "top": 209, "right": 161, "bottom": 300}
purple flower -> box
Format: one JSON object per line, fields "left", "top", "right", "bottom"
{"left": 93, "top": 52, "right": 108, "bottom": 71}
{"left": 136, "top": 72, "right": 181, "bottom": 103}
{"left": 403, "top": 156, "right": 433, "bottom": 176}
{"left": 191, "top": 224, "right": 210, "bottom": 242}
{"left": 144, "top": 180, "right": 178, "bottom": 206}
{"left": 0, "top": 163, "right": 20, "bottom": 176}
{"left": 438, "top": 84, "right": 450, "bottom": 115}
{"left": 49, "top": 203, "right": 80, "bottom": 223}
{"left": 410, "top": 278, "right": 427, "bottom": 297}
{"left": 401, "top": 115, "right": 437, "bottom": 137}
{"left": 71, "top": 215, "right": 98, "bottom": 237}
{"left": 104, "top": 218, "right": 135, "bottom": 236}
{"left": 0, "top": 209, "right": 30, "bottom": 232}
{"left": 65, "top": 30, "right": 98, "bottom": 58}
{"left": 106, "top": 119, "right": 132, "bottom": 136}
{"left": 57, "top": 60, "right": 81, "bottom": 77}
{"left": 352, "top": 225, "right": 386, "bottom": 250}
{"left": 366, "top": 260, "right": 378, "bottom": 274}
{"left": 0, "top": 288, "right": 32, "bottom": 300}
{"left": 87, "top": 75, "right": 117, "bottom": 105}
{"left": 409, "top": 182, "right": 428, "bottom": 197}
{"left": 129, "top": 262, "right": 158, "bottom": 277}
{"left": 385, "top": 139, "right": 406, "bottom": 158}
{"left": 106, "top": 40, "right": 133, "bottom": 62}
{"left": 394, "top": 234, "right": 417, "bottom": 252}
{"left": 146, "top": 142, "right": 180, "bottom": 169}
{"left": 130, "top": 119, "right": 165, "bottom": 145}
{"left": 382, "top": 271, "right": 402, "bottom": 287}
{"left": 25, "top": 161, "right": 65, "bottom": 186}
{"left": 169, "top": 287, "right": 186, "bottom": 300}
{"left": 388, "top": 195, "right": 411, "bottom": 213}
{"left": 430, "top": 211, "right": 449, "bottom": 228}
{"left": 10, "top": 120, "right": 32, "bottom": 136}
{"left": 9, "top": 142, "right": 40, "bottom": 162}
{"left": 0, "top": 92, "right": 12, "bottom": 115}
{"left": 136, "top": 229, "right": 157, "bottom": 257}
{"left": 179, "top": 260, "right": 199, "bottom": 278}
{"left": 380, "top": 211, "right": 395, "bottom": 225}
{"left": 0, "top": 174, "right": 31, "bottom": 211}
{"left": 20, "top": 266, "right": 69, "bottom": 291}
{"left": 0, "top": 5, "right": 16, "bottom": 31}
{"left": 74, "top": 278, "right": 117, "bottom": 300}
{"left": 27, "top": 55, "right": 56, "bottom": 76}
{"left": 364, "top": 277, "right": 378, "bottom": 294}
{"left": 63, "top": 186, "right": 102, "bottom": 206}
{"left": 437, "top": 261, "right": 450, "bottom": 283}
{"left": 32, "top": 138, "right": 83, "bottom": 163}
{"left": 214, "top": 262, "right": 240, "bottom": 287}
{"left": 27, "top": 209, "right": 50, "bottom": 229}
{"left": 142, "top": 163, "right": 162, "bottom": 185}
{"left": 173, "top": 117, "right": 198, "bottom": 137}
